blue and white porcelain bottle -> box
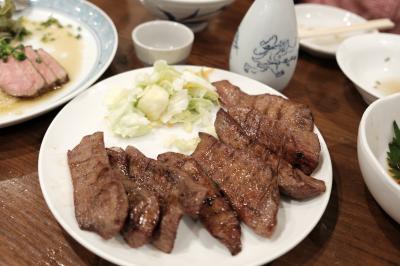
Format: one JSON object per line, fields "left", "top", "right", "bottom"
{"left": 229, "top": 0, "right": 299, "bottom": 91}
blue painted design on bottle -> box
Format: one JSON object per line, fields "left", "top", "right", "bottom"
{"left": 244, "top": 35, "right": 297, "bottom": 78}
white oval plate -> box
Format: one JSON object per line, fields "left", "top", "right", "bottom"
{"left": 38, "top": 67, "right": 332, "bottom": 266}
{"left": 295, "top": 3, "right": 375, "bottom": 57}
{"left": 0, "top": 0, "right": 118, "bottom": 128}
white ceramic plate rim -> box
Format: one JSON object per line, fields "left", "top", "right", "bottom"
{"left": 0, "top": 1, "right": 118, "bottom": 128}
{"left": 38, "top": 66, "right": 332, "bottom": 266}
{"left": 295, "top": 3, "right": 373, "bottom": 57}
{"left": 359, "top": 92, "right": 400, "bottom": 192}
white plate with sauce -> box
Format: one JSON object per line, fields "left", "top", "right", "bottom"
{"left": 295, "top": 3, "right": 376, "bottom": 58}
{"left": 336, "top": 33, "right": 400, "bottom": 105}
{"left": 38, "top": 66, "right": 333, "bottom": 266}
{"left": 0, "top": 0, "right": 118, "bottom": 128}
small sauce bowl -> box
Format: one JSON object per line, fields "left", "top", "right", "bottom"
{"left": 336, "top": 33, "right": 400, "bottom": 105}
{"left": 132, "top": 20, "right": 194, "bottom": 65}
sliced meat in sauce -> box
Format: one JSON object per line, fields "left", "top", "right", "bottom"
{"left": 25, "top": 46, "right": 58, "bottom": 88}
{"left": 0, "top": 47, "right": 69, "bottom": 97}
{"left": 37, "top": 48, "right": 69, "bottom": 84}
{"left": 0, "top": 55, "right": 46, "bottom": 97}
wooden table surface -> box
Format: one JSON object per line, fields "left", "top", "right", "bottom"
{"left": 1, "top": 0, "right": 399, "bottom": 265}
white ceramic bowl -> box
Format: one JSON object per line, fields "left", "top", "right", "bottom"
{"left": 337, "top": 33, "right": 400, "bottom": 105}
{"left": 358, "top": 93, "right": 400, "bottom": 223}
{"left": 132, "top": 20, "right": 194, "bottom": 65}
{"left": 295, "top": 4, "right": 375, "bottom": 57}
{"left": 139, "top": 0, "right": 235, "bottom": 32}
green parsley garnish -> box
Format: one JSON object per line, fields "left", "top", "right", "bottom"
{"left": 40, "top": 17, "right": 63, "bottom": 28}
{"left": 0, "top": 39, "right": 26, "bottom": 61}
{"left": 387, "top": 121, "right": 400, "bottom": 182}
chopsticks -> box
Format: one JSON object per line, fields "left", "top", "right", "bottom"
{"left": 298, "top": 18, "right": 395, "bottom": 39}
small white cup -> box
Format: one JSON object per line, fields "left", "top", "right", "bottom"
{"left": 132, "top": 20, "right": 194, "bottom": 65}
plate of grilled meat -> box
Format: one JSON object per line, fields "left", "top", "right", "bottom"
{"left": 0, "top": 0, "right": 117, "bottom": 128}
{"left": 38, "top": 66, "right": 332, "bottom": 266}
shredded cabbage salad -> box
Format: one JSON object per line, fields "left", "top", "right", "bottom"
{"left": 105, "top": 60, "right": 219, "bottom": 138}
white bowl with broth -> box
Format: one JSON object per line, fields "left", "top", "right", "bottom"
{"left": 336, "top": 33, "right": 400, "bottom": 105}
{"left": 358, "top": 93, "right": 400, "bottom": 223}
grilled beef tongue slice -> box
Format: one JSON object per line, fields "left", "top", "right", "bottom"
{"left": 213, "top": 80, "right": 314, "bottom": 131}
{"left": 213, "top": 80, "right": 321, "bottom": 175}
{"left": 192, "top": 133, "right": 279, "bottom": 238}
{"left": 67, "top": 132, "right": 128, "bottom": 239}
{"left": 107, "top": 147, "right": 160, "bottom": 248}
{"left": 215, "top": 109, "right": 325, "bottom": 200}
{"left": 125, "top": 146, "right": 207, "bottom": 253}
{"left": 158, "top": 152, "right": 242, "bottom": 255}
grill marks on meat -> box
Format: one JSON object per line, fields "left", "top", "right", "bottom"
{"left": 125, "top": 146, "right": 181, "bottom": 253}
{"left": 214, "top": 80, "right": 320, "bottom": 175}
{"left": 214, "top": 80, "right": 314, "bottom": 131}
{"left": 215, "top": 109, "right": 325, "bottom": 200}
{"left": 157, "top": 152, "right": 242, "bottom": 255}
{"left": 123, "top": 189, "right": 160, "bottom": 248}
{"left": 125, "top": 146, "right": 207, "bottom": 253}
{"left": 107, "top": 147, "right": 160, "bottom": 248}
{"left": 67, "top": 80, "right": 326, "bottom": 254}
{"left": 67, "top": 132, "right": 128, "bottom": 239}
{"left": 192, "top": 133, "right": 280, "bottom": 238}
{"left": 0, "top": 47, "right": 69, "bottom": 97}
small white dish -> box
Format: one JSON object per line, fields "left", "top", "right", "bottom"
{"left": 358, "top": 93, "right": 400, "bottom": 223}
{"left": 132, "top": 21, "right": 194, "bottom": 65}
{"left": 139, "top": 0, "right": 235, "bottom": 32}
{"left": 295, "top": 4, "right": 375, "bottom": 57}
{"left": 336, "top": 33, "right": 400, "bottom": 104}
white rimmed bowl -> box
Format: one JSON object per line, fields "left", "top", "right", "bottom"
{"left": 132, "top": 20, "right": 194, "bottom": 65}
{"left": 358, "top": 93, "right": 400, "bottom": 223}
{"left": 139, "top": 0, "right": 234, "bottom": 32}
{"left": 295, "top": 3, "right": 376, "bottom": 57}
{"left": 336, "top": 33, "right": 400, "bottom": 105}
